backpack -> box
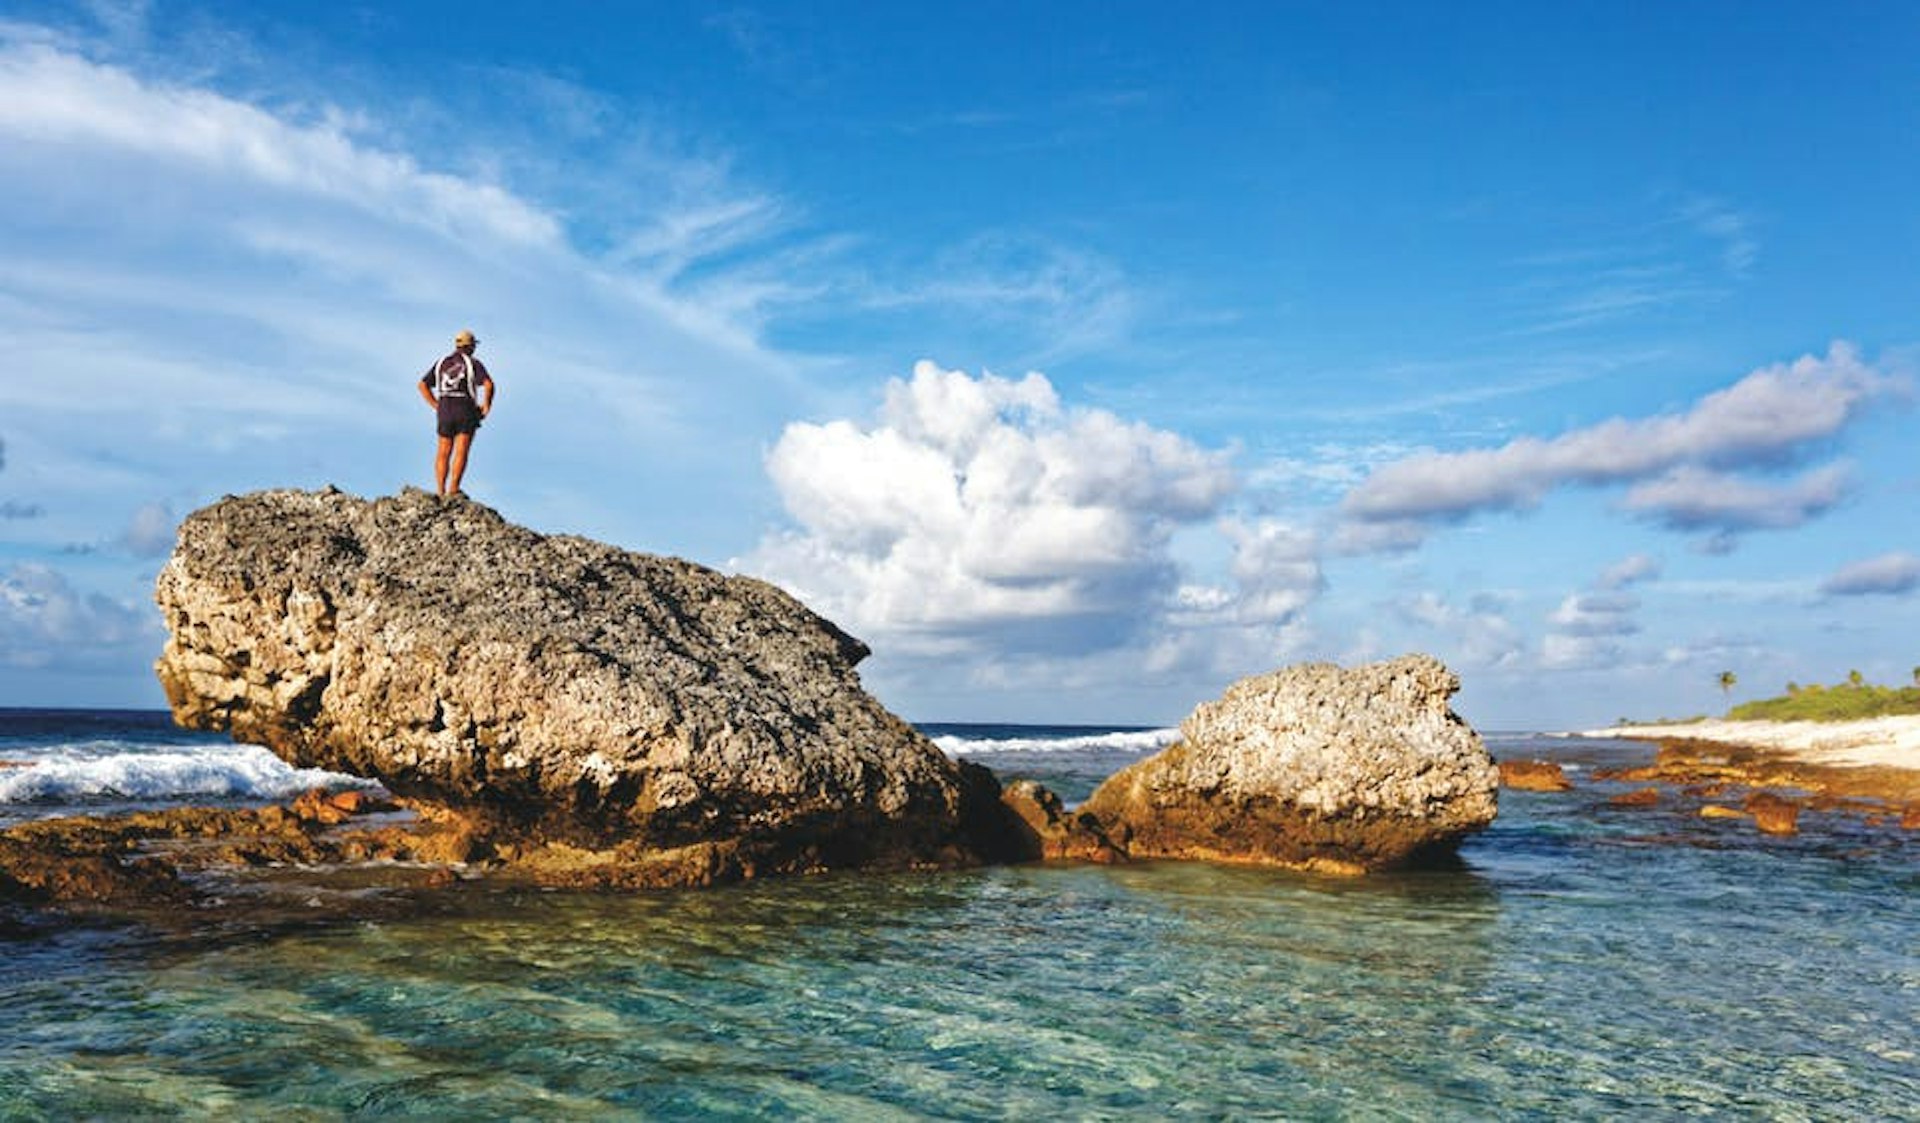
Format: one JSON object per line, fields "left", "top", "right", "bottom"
{"left": 434, "top": 352, "right": 478, "bottom": 398}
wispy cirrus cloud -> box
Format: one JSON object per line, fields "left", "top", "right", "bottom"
{"left": 0, "top": 29, "right": 823, "bottom": 551}
{"left": 843, "top": 233, "right": 1142, "bottom": 364}
{"left": 1489, "top": 194, "right": 1759, "bottom": 340}
{"left": 0, "top": 25, "right": 841, "bottom": 700}
{"left": 1680, "top": 196, "right": 1760, "bottom": 278}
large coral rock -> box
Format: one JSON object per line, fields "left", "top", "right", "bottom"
{"left": 154, "top": 488, "right": 1014, "bottom": 882}
{"left": 1081, "top": 655, "right": 1499, "bottom": 873}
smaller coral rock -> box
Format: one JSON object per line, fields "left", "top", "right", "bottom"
{"left": 1080, "top": 655, "right": 1498, "bottom": 873}
{"left": 999, "top": 780, "right": 1125, "bottom": 863}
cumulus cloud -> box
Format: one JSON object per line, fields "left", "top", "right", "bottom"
{"left": 0, "top": 564, "right": 154, "bottom": 670}
{"left": 742, "top": 361, "right": 1242, "bottom": 657}
{"left": 1540, "top": 632, "right": 1624, "bottom": 671}
{"left": 1540, "top": 558, "right": 1661, "bottom": 671}
{"left": 1548, "top": 592, "right": 1642, "bottom": 638}
{"left": 1394, "top": 591, "right": 1523, "bottom": 668}
{"left": 1619, "top": 464, "right": 1852, "bottom": 533}
{"left": 1339, "top": 343, "right": 1903, "bottom": 550}
{"left": 1221, "top": 519, "right": 1325, "bottom": 625}
{"left": 1820, "top": 552, "right": 1920, "bottom": 597}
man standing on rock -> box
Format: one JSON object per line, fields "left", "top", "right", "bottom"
{"left": 417, "top": 329, "right": 496, "bottom": 497}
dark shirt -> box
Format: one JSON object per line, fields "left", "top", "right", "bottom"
{"left": 422, "top": 351, "right": 492, "bottom": 398}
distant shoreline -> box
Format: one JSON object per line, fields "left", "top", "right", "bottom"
{"left": 1583, "top": 715, "right": 1920, "bottom": 771}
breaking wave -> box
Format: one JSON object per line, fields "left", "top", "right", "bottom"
{"left": 0, "top": 741, "right": 369, "bottom": 805}
{"left": 929, "top": 726, "right": 1181, "bottom": 756}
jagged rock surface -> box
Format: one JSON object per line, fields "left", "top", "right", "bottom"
{"left": 1081, "top": 655, "right": 1499, "bottom": 873}
{"left": 154, "top": 488, "right": 1017, "bottom": 881}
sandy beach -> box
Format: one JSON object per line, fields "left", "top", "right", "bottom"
{"left": 1586, "top": 714, "right": 1920, "bottom": 771}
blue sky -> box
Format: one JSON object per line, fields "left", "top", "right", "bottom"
{"left": 2, "top": 1, "right": 1915, "bottom": 729}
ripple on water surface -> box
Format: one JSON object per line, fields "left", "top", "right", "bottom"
{"left": 3, "top": 831, "right": 1916, "bottom": 1119}
{"left": 2, "top": 730, "right": 1917, "bottom": 1118}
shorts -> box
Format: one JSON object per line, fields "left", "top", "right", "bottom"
{"left": 436, "top": 397, "right": 482, "bottom": 438}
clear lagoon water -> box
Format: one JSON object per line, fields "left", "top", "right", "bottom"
{"left": 1, "top": 711, "right": 1915, "bottom": 1119}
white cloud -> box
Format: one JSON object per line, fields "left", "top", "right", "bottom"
{"left": 1222, "top": 518, "right": 1324, "bottom": 625}
{"left": 0, "top": 564, "right": 155, "bottom": 670}
{"left": 1620, "top": 463, "right": 1852, "bottom": 534}
{"left": 1596, "top": 552, "right": 1662, "bottom": 590}
{"left": 1541, "top": 632, "right": 1624, "bottom": 671}
{"left": 743, "top": 361, "right": 1238, "bottom": 656}
{"left": 0, "top": 42, "right": 562, "bottom": 250}
{"left": 1339, "top": 343, "right": 1903, "bottom": 549}
{"left": 1537, "top": 558, "right": 1662, "bottom": 671}
{"left": 0, "top": 33, "right": 821, "bottom": 560}
{"left": 1820, "top": 552, "right": 1920, "bottom": 597}
{"left": 1548, "top": 592, "right": 1642, "bottom": 638}
{"left": 1393, "top": 591, "right": 1523, "bottom": 668}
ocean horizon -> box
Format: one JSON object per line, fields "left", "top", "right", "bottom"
{"left": 2, "top": 708, "right": 1914, "bottom": 1118}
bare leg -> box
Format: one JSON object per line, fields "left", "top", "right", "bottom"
{"left": 434, "top": 436, "right": 454, "bottom": 495}
{"left": 447, "top": 432, "right": 475, "bottom": 495}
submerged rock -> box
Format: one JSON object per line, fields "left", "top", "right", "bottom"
{"left": 153, "top": 488, "right": 1020, "bottom": 885}
{"left": 1608, "top": 787, "right": 1662, "bottom": 807}
{"left": 1499, "top": 759, "right": 1573, "bottom": 792}
{"left": 1743, "top": 792, "right": 1802, "bottom": 836}
{"left": 1080, "top": 655, "right": 1498, "bottom": 873}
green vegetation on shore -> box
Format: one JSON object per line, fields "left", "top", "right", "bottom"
{"left": 1727, "top": 670, "right": 1920, "bottom": 722}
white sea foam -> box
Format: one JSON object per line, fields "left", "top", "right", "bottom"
{"left": 933, "top": 728, "right": 1181, "bottom": 756}
{"left": 0, "top": 743, "right": 370, "bottom": 804}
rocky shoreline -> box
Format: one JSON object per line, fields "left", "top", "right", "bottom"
{"left": 1490, "top": 721, "right": 1920, "bottom": 837}
{"left": 3, "top": 489, "right": 1503, "bottom": 919}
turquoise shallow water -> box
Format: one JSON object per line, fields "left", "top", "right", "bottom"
{"left": 2, "top": 720, "right": 1917, "bottom": 1119}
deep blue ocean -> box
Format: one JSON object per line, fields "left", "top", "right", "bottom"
{"left": 1, "top": 710, "right": 1915, "bottom": 1119}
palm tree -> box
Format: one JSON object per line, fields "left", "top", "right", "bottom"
{"left": 1717, "top": 670, "right": 1737, "bottom": 700}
